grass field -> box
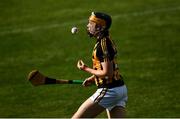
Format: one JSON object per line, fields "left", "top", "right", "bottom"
{"left": 0, "top": 0, "right": 180, "bottom": 117}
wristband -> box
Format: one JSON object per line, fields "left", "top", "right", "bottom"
{"left": 81, "top": 65, "right": 87, "bottom": 71}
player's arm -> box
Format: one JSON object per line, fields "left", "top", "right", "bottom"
{"left": 77, "top": 60, "right": 113, "bottom": 78}
{"left": 77, "top": 38, "right": 114, "bottom": 78}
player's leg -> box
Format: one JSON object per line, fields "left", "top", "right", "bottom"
{"left": 72, "top": 98, "right": 105, "bottom": 118}
{"left": 107, "top": 106, "right": 126, "bottom": 118}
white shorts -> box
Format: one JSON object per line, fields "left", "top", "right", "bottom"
{"left": 90, "top": 85, "right": 128, "bottom": 111}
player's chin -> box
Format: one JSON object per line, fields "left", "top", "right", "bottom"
{"left": 87, "top": 30, "right": 94, "bottom": 37}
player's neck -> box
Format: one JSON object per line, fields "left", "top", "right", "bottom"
{"left": 96, "top": 30, "right": 109, "bottom": 40}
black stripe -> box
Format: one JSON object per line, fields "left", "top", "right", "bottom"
{"left": 97, "top": 88, "right": 108, "bottom": 103}
{"left": 98, "top": 79, "right": 124, "bottom": 89}
{"left": 94, "top": 88, "right": 108, "bottom": 103}
{"left": 45, "top": 77, "right": 56, "bottom": 84}
{"left": 94, "top": 88, "right": 104, "bottom": 102}
{"left": 68, "top": 80, "right": 73, "bottom": 84}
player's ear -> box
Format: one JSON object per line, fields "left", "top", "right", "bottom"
{"left": 96, "top": 25, "right": 104, "bottom": 31}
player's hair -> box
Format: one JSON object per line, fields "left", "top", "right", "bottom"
{"left": 92, "top": 12, "right": 112, "bottom": 30}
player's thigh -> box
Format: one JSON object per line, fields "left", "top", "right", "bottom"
{"left": 72, "top": 98, "right": 105, "bottom": 118}
{"left": 108, "top": 106, "right": 126, "bottom": 118}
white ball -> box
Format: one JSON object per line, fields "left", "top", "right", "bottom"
{"left": 71, "top": 27, "right": 78, "bottom": 34}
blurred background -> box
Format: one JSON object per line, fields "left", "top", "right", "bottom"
{"left": 0, "top": 0, "right": 180, "bottom": 117}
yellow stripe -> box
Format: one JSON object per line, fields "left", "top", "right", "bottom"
{"left": 101, "top": 38, "right": 108, "bottom": 62}
{"left": 101, "top": 38, "right": 106, "bottom": 53}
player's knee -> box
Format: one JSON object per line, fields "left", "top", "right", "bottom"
{"left": 109, "top": 106, "right": 126, "bottom": 118}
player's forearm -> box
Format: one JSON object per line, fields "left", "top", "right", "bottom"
{"left": 83, "top": 66, "right": 107, "bottom": 78}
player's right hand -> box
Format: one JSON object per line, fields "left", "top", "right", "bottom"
{"left": 77, "top": 60, "right": 86, "bottom": 70}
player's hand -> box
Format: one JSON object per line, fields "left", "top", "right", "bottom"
{"left": 77, "top": 60, "right": 87, "bottom": 70}
{"left": 83, "top": 76, "right": 95, "bottom": 87}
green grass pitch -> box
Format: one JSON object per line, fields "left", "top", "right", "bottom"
{"left": 0, "top": 0, "right": 180, "bottom": 117}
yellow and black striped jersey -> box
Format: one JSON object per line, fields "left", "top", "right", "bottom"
{"left": 92, "top": 36, "right": 124, "bottom": 88}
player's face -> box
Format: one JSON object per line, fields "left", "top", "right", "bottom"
{"left": 87, "top": 21, "right": 97, "bottom": 37}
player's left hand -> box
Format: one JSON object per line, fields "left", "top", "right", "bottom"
{"left": 82, "top": 75, "right": 95, "bottom": 87}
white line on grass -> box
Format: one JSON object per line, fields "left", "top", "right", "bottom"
{"left": 113, "top": 6, "right": 180, "bottom": 19}
{"left": 0, "top": 6, "right": 180, "bottom": 35}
